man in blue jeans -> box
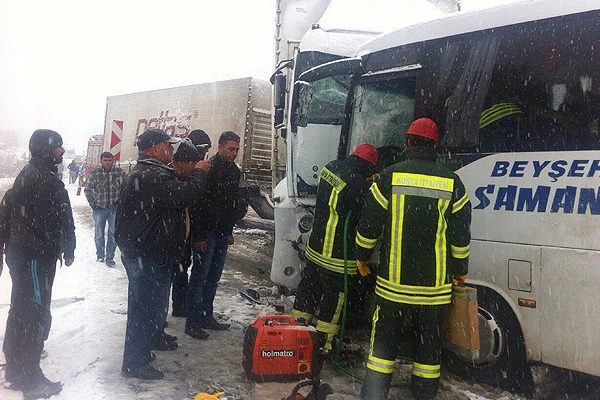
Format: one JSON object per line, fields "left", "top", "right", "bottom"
{"left": 115, "top": 129, "right": 209, "bottom": 380}
{"left": 185, "top": 131, "right": 241, "bottom": 339}
{"left": 84, "top": 152, "right": 126, "bottom": 267}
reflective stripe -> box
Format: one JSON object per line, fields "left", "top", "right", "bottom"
{"left": 394, "top": 185, "right": 452, "bottom": 200}
{"left": 369, "top": 305, "right": 379, "bottom": 360}
{"left": 367, "top": 354, "right": 395, "bottom": 374}
{"left": 319, "top": 167, "right": 347, "bottom": 191}
{"left": 392, "top": 172, "right": 454, "bottom": 193}
{"left": 317, "top": 292, "right": 344, "bottom": 350}
{"left": 306, "top": 246, "right": 351, "bottom": 266}
{"left": 370, "top": 183, "right": 388, "bottom": 210}
{"left": 375, "top": 285, "right": 452, "bottom": 305}
{"left": 30, "top": 259, "right": 41, "bottom": 304}
{"left": 316, "top": 291, "right": 343, "bottom": 335}
{"left": 376, "top": 276, "right": 452, "bottom": 295}
{"left": 452, "top": 192, "right": 469, "bottom": 214}
{"left": 367, "top": 306, "right": 393, "bottom": 372}
{"left": 323, "top": 188, "right": 340, "bottom": 257}
{"left": 316, "top": 319, "right": 339, "bottom": 334}
{"left": 451, "top": 244, "right": 470, "bottom": 259}
{"left": 305, "top": 246, "right": 358, "bottom": 275}
{"left": 412, "top": 362, "right": 441, "bottom": 379}
{"left": 291, "top": 309, "right": 314, "bottom": 323}
{"left": 479, "top": 102, "right": 522, "bottom": 129}
{"left": 435, "top": 199, "right": 450, "bottom": 287}
{"left": 356, "top": 231, "right": 377, "bottom": 249}
{"left": 389, "top": 192, "right": 404, "bottom": 283}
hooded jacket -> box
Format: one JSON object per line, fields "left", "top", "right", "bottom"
{"left": 5, "top": 156, "right": 76, "bottom": 260}
{"left": 115, "top": 155, "right": 206, "bottom": 261}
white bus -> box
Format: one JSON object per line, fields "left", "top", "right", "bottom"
{"left": 295, "top": 0, "right": 600, "bottom": 394}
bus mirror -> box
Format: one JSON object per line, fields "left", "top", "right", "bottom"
{"left": 295, "top": 81, "right": 313, "bottom": 128}
{"left": 298, "top": 57, "right": 362, "bottom": 83}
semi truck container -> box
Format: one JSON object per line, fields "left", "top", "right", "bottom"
{"left": 102, "top": 77, "right": 272, "bottom": 188}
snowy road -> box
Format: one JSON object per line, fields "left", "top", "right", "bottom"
{"left": 0, "top": 181, "right": 592, "bottom": 399}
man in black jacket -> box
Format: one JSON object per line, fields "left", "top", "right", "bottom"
{"left": 185, "top": 131, "right": 240, "bottom": 338}
{"left": 115, "top": 128, "right": 209, "bottom": 380}
{"left": 170, "top": 131, "right": 212, "bottom": 318}
{"left": 1, "top": 129, "right": 76, "bottom": 399}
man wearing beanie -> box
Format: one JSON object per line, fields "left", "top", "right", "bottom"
{"left": 187, "top": 129, "right": 212, "bottom": 160}
{"left": 115, "top": 129, "right": 209, "bottom": 380}
{"left": 169, "top": 139, "right": 203, "bottom": 319}
{"left": 1, "top": 129, "right": 76, "bottom": 398}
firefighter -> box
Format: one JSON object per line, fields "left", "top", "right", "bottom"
{"left": 356, "top": 118, "right": 471, "bottom": 400}
{"left": 291, "top": 143, "right": 379, "bottom": 351}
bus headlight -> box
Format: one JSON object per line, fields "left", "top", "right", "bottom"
{"left": 298, "top": 214, "right": 314, "bottom": 233}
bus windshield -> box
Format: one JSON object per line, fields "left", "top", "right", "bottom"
{"left": 348, "top": 10, "right": 600, "bottom": 155}
{"left": 348, "top": 78, "right": 415, "bottom": 152}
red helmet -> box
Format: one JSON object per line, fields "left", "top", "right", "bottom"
{"left": 406, "top": 118, "right": 438, "bottom": 143}
{"left": 352, "top": 143, "right": 379, "bottom": 166}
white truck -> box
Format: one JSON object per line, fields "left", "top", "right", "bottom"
{"left": 102, "top": 77, "right": 273, "bottom": 189}
{"left": 269, "top": 0, "right": 449, "bottom": 291}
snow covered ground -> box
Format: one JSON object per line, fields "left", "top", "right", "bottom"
{"left": 0, "top": 179, "right": 592, "bottom": 400}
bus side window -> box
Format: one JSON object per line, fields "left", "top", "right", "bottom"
{"left": 478, "top": 17, "right": 600, "bottom": 153}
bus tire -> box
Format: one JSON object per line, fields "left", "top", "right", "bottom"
{"left": 443, "top": 286, "right": 533, "bottom": 398}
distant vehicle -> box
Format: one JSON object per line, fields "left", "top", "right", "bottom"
{"left": 83, "top": 135, "right": 103, "bottom": 179}
{"left": 64, "top": 146, "right": 76, "bottom": 160}
{"left": 296, "top": 0, "right": 600, "bottom": 393}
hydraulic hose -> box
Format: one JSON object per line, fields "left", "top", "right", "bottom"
{"left": 327, "top": 211, "right": 409, "bottom": 387}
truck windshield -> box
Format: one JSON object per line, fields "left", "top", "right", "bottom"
{"left": 292, "top": 51, "right": 352, "bottom": 130}
{"left": 348, "top": 77, "right": 416, "bottom": 152}
{"left": 306, "top": 75, "right": 351, "bottom": 125}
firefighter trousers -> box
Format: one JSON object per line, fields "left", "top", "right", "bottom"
{"left": 362, "top": 298, "right": 446, "bottom": 400}
{"left": 292, "top": 261, "right": 364, "bottom": 350}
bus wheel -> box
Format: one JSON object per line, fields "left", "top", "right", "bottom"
{"left": 444, "top": 287, "right": 533, "bottom": 397}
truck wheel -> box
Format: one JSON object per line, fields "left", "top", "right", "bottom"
{"left": 444, "top": 286, "right": 533, "bottom": 397}
{"left": 277, "top": 285, "right": 294, "bottom": 296}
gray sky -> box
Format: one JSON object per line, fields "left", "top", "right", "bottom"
{"left": 0, "top": 0, "right": 515, "bottom": 152}
{"left": 0, "top": 0, "right": 275, "bottom": 151}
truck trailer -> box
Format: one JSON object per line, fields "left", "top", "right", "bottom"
{"left": 102, "top": 77, "right": 272, "bottom": 188}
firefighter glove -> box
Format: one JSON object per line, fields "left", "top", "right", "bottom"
{"left": 357, "top": 260, "right": 371, "bottom": 277}
{"left": 452, "top": 274, "right": 467, "bottom": 286}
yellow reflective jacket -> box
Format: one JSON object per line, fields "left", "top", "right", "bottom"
{"left": 356, "top": 147, "right": 471, "bottom": 305}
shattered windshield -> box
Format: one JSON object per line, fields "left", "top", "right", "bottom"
{"left": 348, "top": 78, "right": 416, "bottom": 153}
{"left": 306, "top": 75, "right": 351, "bottom": 125}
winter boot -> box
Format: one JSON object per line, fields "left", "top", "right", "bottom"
{"left": 410, "top": 375, "right": 439, "bottom": 400}
{"left": 121, "top": 364, "right": 164, "bottom": 380}
{"left": 22, "top": 375, "right": 63, "bottom": 400}
{"left": 361, "top": 368, "right": 392, "bottom": 400}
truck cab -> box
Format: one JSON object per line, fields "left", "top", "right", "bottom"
{"left": 270, "top": 0, "right": 444, "bottom": 291}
